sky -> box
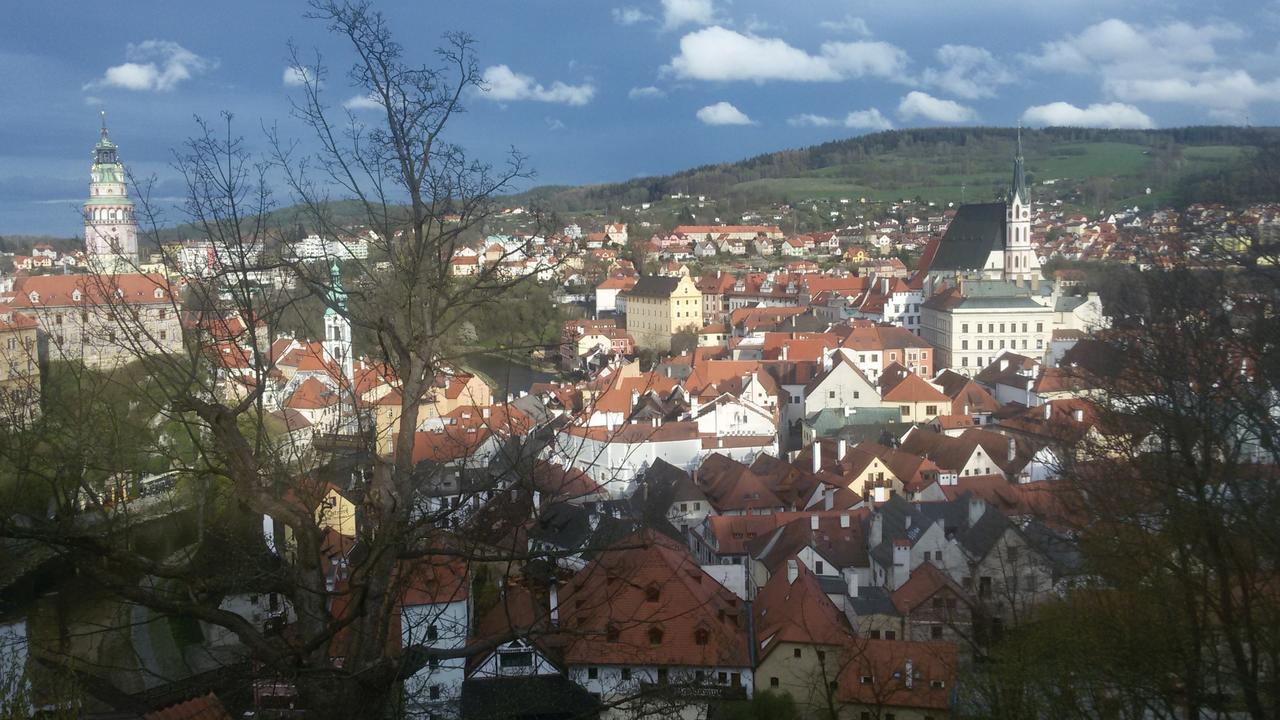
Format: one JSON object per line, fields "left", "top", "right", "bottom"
{"left": 2, "top": 0, "right": 1278, "bottom": 236}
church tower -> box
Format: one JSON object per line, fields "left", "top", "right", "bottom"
{"left": 323, "top": 261, "right": 354, "bottom": 384}
{"left": 83, "top": 112, "right": 139, "bottom": 270}
{"left": 1004, "top": 129, "right": 1039, "bottom": 283}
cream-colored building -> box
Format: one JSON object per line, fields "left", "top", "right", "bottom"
{"left": 920, "top": 281, "right": 1054, "bottom": 376}
{"left": 1, "top": 273, "right": 182, "bottom": 370}
{"left": 370, "top": 371, "right": 493, "bottom": 456}
{"left": 0, "top": 312, "right": 41, "bottom": 424}
{"left": 622, "top": 274, "right": 703, "bottom": 352}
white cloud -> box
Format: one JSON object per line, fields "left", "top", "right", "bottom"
{"left": 818, "top": 14, "right": 871, "bottom": 37}
{"left": 662, "top": 0, "right": 715, "bottom": 30}
{"left": 844, "top": 108, "right": 894, "bottom": 130}
{"left": 921, "top": 45, "right": 1013, "bottom": 100}
{"left": 1021, "top": 101, "right": 1154, "bottom": 129}
{"left": 696, "top": 101, "right": 753, "bottom": 125}
{"left": 612, "top": 7, "right": 652, "bottom": 25}
{"left": 628, "top": 85, "right": 666, "bottom": 100}
{"left": 480, "top": 65, "right": 595, "bottom": 106}
{"left": 343, "top": 94, "right": 383, "bottom": 111}
{"left": 666, "top": 26, "right": 909, "bottom": 83}
{"left": 1028, "top": 19, "right": 1277, "bottom": 111}
{"left": 545, "top": 117, "right": 566, "bottom": 131}
{"left": 787, "top": 108, "right": 892, "bottom": 130}
{"left": 788, "top": 114, "right": 838, "bottom": 127}
{"left": 84, "top": 40, "right": 215, "bottom": 92}
{"left": 283, "top": 66, "right": 313, "bottom": 87}
{"left": 897, "top": 91, "right": 977, "bottom": 123}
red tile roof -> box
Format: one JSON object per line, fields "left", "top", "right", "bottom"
{"left": 143, "top": 694, "right": 232, "bottom": 720}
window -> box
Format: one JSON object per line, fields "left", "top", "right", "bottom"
{"left": 814, "top": 561, "right": 824, "bottom": 574}
{"left": 159, "top": 330, "right": 167, "bottom": 341}
{"left": 899, "top": 405, "right": 910, "bottom": 417}
{"left": 961, "top": 340, "right": 968, "bottom": 350}
{"left": 55, "top": 314, "right": 63, "bottom": 326}
{"left": 1036, "top": 322, "right": 1043, "bottom": 332}
{"left": 932, "top": 625, "right": 944, "bottom": 639}
{"left": 731, "top": 672, "right": 741, "bottom": 687}
{"left": 926, "top": 405, "right": 938, "bottom": 416}
{"left": 648, "top": 628, "right": 663, "bottom": 645}
{"left": 657, "top": 668, "right": 669, "bottom": 685}
{"left": 499, "top": 651, "right": 533, "bottom": 668}
{"left": 588, "top": 667, "right": 598, "bottom": 680}
{"left": 860, "top": 675, "right": 873, "bottom": 685}
{"left": 427, "top": 625, "right": 438, "bottom": 641}
{"left": 606, "top": 625, "right": 620, "bottom": 642}
{"left": 828, "top": 390, "right": 836, "bottom": 399}
{"left": 695, "top": 628, "right": 709, "bottom": 646}
{"left": 931, "top": 680, "right": 946, "bottom": 689}
{"left": 884, "top": 630, "right": 896, "bottom": 640}
{"left": 770, "top": 676, "right": 779, "bottom": 688}
{"left": 645, "top": 585, "right": 660, "bottom": 602}
{"left": 1021, "top": 323, "right": 1027, "bottom": 332}
{"left": 793, "top": 648, "right": 802, "bottom": 658}
{"left": 869, "top": 630, "right": 881, "bottom": 639}
{"left": 718, "top": 672, "right": 727, "bottom": 684}
{"left": 622, "top": 668, "right": 632, "bottom": 681}
{"left": 961, "top": 324, "right": 968, "bottom": 333}
{"left": 429, "top": 686, "right": 440, "bottom": 700}
{"left": 1000, "top": 323, "right": 1005, "bottom": 333}
{"left": 961, "top": 357, "right": 969, "bottom": 367}
{"left": 817, "top": 650, "right": 826, "bottom": 662}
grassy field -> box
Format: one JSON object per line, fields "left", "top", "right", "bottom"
{"left": 727, "top": 140, "right": 1249, "bottom": 213}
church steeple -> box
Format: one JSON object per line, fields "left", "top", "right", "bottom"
{"left": 1010, "top": 126, "right": 1028, "bottom": 204}
{"left": 322, "top": 260, "right": 354, "bottom": 384}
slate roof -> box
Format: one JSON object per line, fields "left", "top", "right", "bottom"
{"left": 928, "top": 202, "right": 1005, "bottom": 273}
{"left": 624, "top": 275, "right": 681, "bottom": 298}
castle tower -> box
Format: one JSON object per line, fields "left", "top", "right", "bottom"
{"left": 1004, "top": 129, "right": 1039, "bottom": 283}
{"left": 83, "top": 112, "right": 139, "bottom": 270}
{"left": 322, "top": 260, "right": 354, "bottom": 384}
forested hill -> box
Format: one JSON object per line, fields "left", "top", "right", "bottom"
{"left": 507, "top": 126, "right": 1280, "bottom": 215}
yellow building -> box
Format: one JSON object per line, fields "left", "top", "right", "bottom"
{"left": 0, "top": 312, "right": 41, "bottom": 424}
{"left": 370, "top": 371, "right": 492, "bottom": 456}
{"left": 622, "top": 274, "right": 703, "bottom": 352}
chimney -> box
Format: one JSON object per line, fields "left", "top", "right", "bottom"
{"left": 482, "top": 407, "right": 491, "bottom": 419}
{"left": 781, "top": 345, "right": 788, "bottom": 361}
{"left": 631, "top": 389, "right": 640, "bottom": 408}
{"left": 532, "top": 490, "right": 542, "bottom": 511}
{"left": 968, "top": 496, "right": 985, "bottom": 527}
{"left": 847, "top": 572, "right": 859, "bottom": 598}
{"left": 824, "top": 487, "right": 835, "bottom": 510}
{"left": 1073, "top": 408, "right": 1084, "bottom": 422}
{"left": 786, "top": 559, "right": 799, "bottom": 584}
{"left": 870, "top": 513, "right": 883, "bottom": 546}
{"left": 1043, "top": 403, "right": 1052, "bottom": 420}
{"left": 1000, "top": 358, "right": 1009, "bottom": 372}
{"left": 823, "top": 349, "right": 833, "bottom": 372}
{"left": 690, "top": 396, "right": 699, "bottom": 417}
{"left": 837, "top": 439, "right": 847, "bottom": 460}
{"left": 963, "top": 403, "right": 969, "bottom": 416}
{"left": 1007, "top": 436, "right": 1016, "bottom": 462}
{"left": 812, "top": 443, "right": 822, "bottom": 473}
{"left": 904, "top": 659, "right": 914, "bottom": 689}
{"left": 840, "top": 514, "right": 850, "bottom": 528}
{"left": 810, "top": 514, "right": 819, "bottom": 530}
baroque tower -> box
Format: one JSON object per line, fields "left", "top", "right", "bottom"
{"left": 1004, "top": 129, "right": 1039, "bottom": 283}
{"left": 84, "top": 112, "right": 139, "bottom": 269}
{"left": 323, "top": 260, "right": 354, "bottom": 385}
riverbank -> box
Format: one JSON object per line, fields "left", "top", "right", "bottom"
{"left": 460, "top": 351, "right": 557, "bottom": 399}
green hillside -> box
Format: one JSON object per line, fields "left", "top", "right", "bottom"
{"left": 505, "top": 126, "right": 1274, "bottom": 218}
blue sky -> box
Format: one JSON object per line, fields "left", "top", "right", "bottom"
{"left": 2, "top": 0, "right": 1278, "bottom": 236}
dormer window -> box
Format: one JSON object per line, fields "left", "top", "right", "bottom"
{"left": 606, "top": 624, "right": 620, "bottom": 643}
{"left": 648, "top": 628, "right": 663, "bottom": 645}
{"left": 28, "top": 292, "right": 38, "bottom": 303}
{"left": 694, "top": 628, "right": 709, "bottom": 646}
{"left": 644, "top": 584, "right": 660, "bottom": 602}
{"left": 72, "top": 290, "right": 82, "bottom": 302}
{"left": 154, "top": 288, "right": 165, "bottom": 299}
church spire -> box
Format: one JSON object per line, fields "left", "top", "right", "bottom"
{"left": 1011, "top": 127, "right": 1028, "bottom": 203}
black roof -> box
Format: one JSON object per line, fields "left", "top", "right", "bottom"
{"left": 930, "top": 202, "right": 1006, "bottom": 273}
{"left": 626, "top": 275, "right": 682, "bottom": 298}
{"left": 461, "top": 676, "right": 599, "bottom": 720}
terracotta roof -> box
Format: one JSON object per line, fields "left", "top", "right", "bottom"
{"left": 890, "top": 562, "right": 969, "bottom": 615}
{"left": 560, "top": 531, "right": 750, "bottom": 667}
{"left": 881, "top": 369, "right": 949, "bottom": 405}
{"left": 399, "top": 556, "right": 469, "bottom": 606}
{"left": 834, "top": 638, "right": 957, "bottom": 712}
{"left": 754, "top": 559, "right": 854, "bottom": 659}
{"left": 285, "top": 377, "right": 341, "bottom": 410}
{"left": 6, "top": 272, "right": 174, "bottom": 308}
{"left": 143, "top": 694, "right": 232, "bottom": 720}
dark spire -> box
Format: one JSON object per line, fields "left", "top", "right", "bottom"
{"left": 1011, "top": 127, "right": 1027, "bottom": 203}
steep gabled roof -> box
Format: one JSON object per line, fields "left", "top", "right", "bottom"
{"left": 929, "top": 202, "right": 1005, "bottom": 273}
{"left": 754, "top": 559, "right": 854, "bottom": 659}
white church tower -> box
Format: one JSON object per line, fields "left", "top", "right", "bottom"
{"left": 1004, "top": 130, "right": 1040, "bottom": 284}
{"left": 323, "top": 260, "right": 354, "bottom": 384}
{"left": 84, "top": 112, "right": 139, "bottom": 270}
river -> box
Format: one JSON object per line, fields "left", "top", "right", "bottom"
{"left": 462, "top": 352, "right": 557, "bottom": 399}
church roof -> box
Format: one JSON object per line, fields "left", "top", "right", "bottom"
{"left": 928, "top": 202, "right": 1005, "bottom": 274}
